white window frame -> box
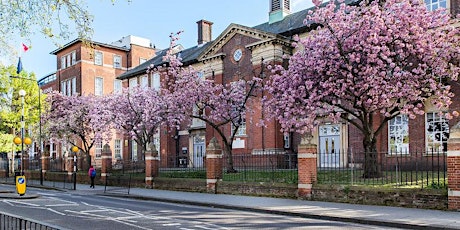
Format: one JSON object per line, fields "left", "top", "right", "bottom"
{"left": 61, "top": 56, "right": 66, "bottom": 69}
{"left": 232, "top": 122, "right": 246, "bottom": 136}
{"left": 151, "top": 73, "right": 160, "bottom": 90}
{"left": 426, "top": 112, "right": 449, "bottom": 152}
{"left": 114, "top": 79, "right": 122, "bottom": 94}
{"left": 61, "top": 81, "right": 67, "bottom": 95}
{"left": 95, "top": 141, "right": 102, "bottom": 159}
{"left": 95, "top": 77, "right": 103, "bottom": 96}
{"left": 94, "top": 51, "right": 103, "bottom": 66}
{"left": 71, "top": 77, "right": 77, "bottom": 95}
{"left": 114, "top": 139, "right": 122, "bottom": 160}
{"left": 71, "top": 51, "right": 76, "bottom": 65}
{"left": 129, "top": 78, "right": 138, "bottom": 88}
{"left": 388, "top": 114, "right": 409, "bottom": 154}
{"left": 425, "top": 0, "right": 448, "bottom": 11}
{"left": 141, "top": 75, "right": 148, "bottom": 88}
{"left": 131, "top": 140, "right": 138, "bottom": 161}
{"left": 113, "top": 55, "right": 122, "bottom": 69}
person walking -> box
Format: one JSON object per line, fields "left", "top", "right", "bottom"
{"left": 88, "top": 165, "right": 96, "bottom": 188}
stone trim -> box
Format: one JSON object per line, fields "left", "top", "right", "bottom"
{"left": 447, "top": 151, "right": 460, "bottom": 157}
{"left": 207, "top": 179, "right": 218, "bottom": 183}
{"left": 298, "top": 183, "right": 312, "bottom": 189}
{"left": 298, "top": 153, "right": 316, "bottom": 159}
{"left": 145, "top": 156, "right": 160, "bottom": 161}
{"left": 145, "top": 177, "right": 153, "bottom": 181}
{"left": 101, "top": 173, "right": 110, "bottom": 177}
{"left": 101, "top": 156, "right": 112, "bottom": 159}
{"left": 448, "top": 189, "right": 460, "bottom": 197}
{"left": 206, "top": 154, "right": 222, "bottom": 159}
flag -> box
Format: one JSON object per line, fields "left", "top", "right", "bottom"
{"left": 16, "top": 57, "right": 23, "bottom": 74}
{"left": 22, "top": 43, "right": 29, "bottom": 52}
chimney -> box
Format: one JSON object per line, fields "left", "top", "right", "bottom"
{"left": 269, "top": 0, "right": 291, "bottom": 24}
{"left": 197, "top": 20, "right": 213, "bottom": 45}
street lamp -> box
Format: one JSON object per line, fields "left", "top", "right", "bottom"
{"left": 10, "top": 75, "right": 43, "bottom": 185}
{"left": 71, "top": 146, "right": 79, "bottom": 190}
{"left": 19, "top": 89, "right": 26, "bottom": 176}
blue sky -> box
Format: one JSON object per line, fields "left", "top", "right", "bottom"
{"left": 20, "top": 0, "right": 314, "bottom": 78}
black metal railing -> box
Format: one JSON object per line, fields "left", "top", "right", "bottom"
{"left": 223, "top": 151, "right": 298, "bottom": 184}
{"left": 317, "top": 149, "right": 447, "bottom": 189}
{"left": 0, "top": 211, "right": 61, "bottom": 230}
{"left": 159, "top": 155, "right": 206, "bottom": 179}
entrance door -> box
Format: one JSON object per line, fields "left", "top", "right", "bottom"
{"left": 193, "top": 136, "right": 205, "bottom": 168}
{"left": 319, "top": 125, "right": 341, "bottom": 168}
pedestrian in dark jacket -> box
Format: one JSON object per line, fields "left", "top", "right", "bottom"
{"left": 88, "top": 165, "right": 96, "bottom": 188}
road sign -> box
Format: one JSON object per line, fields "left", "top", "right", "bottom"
{"left": 16, "top": 175, "right": 26, "bottom": 196}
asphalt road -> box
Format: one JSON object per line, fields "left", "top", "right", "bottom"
{"left": 0, "top": 185, "right": 401, "bottom": 230}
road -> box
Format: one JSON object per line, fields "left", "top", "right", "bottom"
{"left": 0, "top": 185, "right": 401, "bottom": 230}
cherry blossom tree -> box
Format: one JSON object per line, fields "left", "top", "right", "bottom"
{"left": 266, "top": 0, "right": 460, "bottom": 177}
{"left": 150, "top": 32, "right": 263, "bottom": 172}
{"left": 103, "top": 86, "right": 180, "bottom": 161}
{"left": 43, "top": 92, "right": 113, "bottom": 168}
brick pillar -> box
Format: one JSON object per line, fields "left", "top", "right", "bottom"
{"left": 145, "top": 142, "right": 159, "bottom": 188}
{"left": 101, "top": 144, "right": 112, "bottom": 181}
{"left": 41, "top": 152, "right": 50, "bottom": 178}
{"left": 297, "top": 133, "right": 317, "bottom": 199}
{"left": 206, "top": 137, "right": 223, "bottom": 193}
{"left": 447, "top": 123, "right": 460, "bottom": 211}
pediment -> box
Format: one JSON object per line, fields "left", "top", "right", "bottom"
{"left": 198, "top": 23, "right": 288, "bottom": 61}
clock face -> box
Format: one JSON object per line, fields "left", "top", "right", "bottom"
{"left": 233, "top": 48, "right": 243, "bottom": 62}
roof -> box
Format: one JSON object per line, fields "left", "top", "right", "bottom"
{"left": 50, "top": 38, "right": 130, "bottom": 55}
{"left": 117, "top": 43, "right": 212, "bottom": 80}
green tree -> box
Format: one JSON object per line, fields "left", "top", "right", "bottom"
{"left": 0, "top": 65, "right": 45, "bottom": 152}
{"left": 0, "top": 0, "right": 126, "bottom": 57}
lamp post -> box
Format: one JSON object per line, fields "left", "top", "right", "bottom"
{"left": 10, "top": 76, "right": 43, "bottom": 185}
{"left": 71, "top": 146, "right": 79, "bottom": 190}
{"left": 19, "top": 89, "right": 26, "bottom": 176}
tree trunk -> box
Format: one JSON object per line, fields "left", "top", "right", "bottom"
{"left": 224, "top": 142, "right": 237, "bottom": 173}
{"left": 362, "top": 135, "right": 381, "bottom": 178}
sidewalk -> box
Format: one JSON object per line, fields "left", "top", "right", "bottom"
{"left": 71, "top": 183, "right": 460, "bottom": 230}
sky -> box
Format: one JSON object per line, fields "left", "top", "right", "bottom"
{"left": 18, "top": 0, "right": 315, "bottom": 79}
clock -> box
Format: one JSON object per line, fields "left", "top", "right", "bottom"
{"left": 233, "top": 48, "right": 243, "bottom": 62}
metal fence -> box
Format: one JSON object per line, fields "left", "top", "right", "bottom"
{"left": 159, "top": 155, "right": 206, "bottom": 179}
{"left": 317, "top": 149, "right": 447, "bottom": 189}
{"left": 0, "top": 211, "right": 61, "bottom": 230}
{"left": 223, "top": 152, "right": 298, "bottom": 184}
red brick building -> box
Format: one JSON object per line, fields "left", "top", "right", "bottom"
{"left": 38, "top": 36, "right": 157, "bottom": 166}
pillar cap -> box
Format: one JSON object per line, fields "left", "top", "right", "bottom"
{"left": 207, "top": 137, "right": 221, "bottom": 151}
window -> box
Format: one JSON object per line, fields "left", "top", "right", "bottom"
{"left": 131, "top": 140, "right": 138, "bottom": 161}
{"left": 60, "top": 51, "right": 77, "bottom": 69}
{"left": 60, "top": 77, "right": 76, "bottom": 96}
{"left": 113, "top": 55, "right": 122, "bottom": 68}
{"left": 72, "top": 77, "right": 77, "bottom": 95}
{"left": 141, "top": 75, "right": 148, "bottom": 88}
{"left": 129, "top": 78, "right": 138, "bottom": 88}
{"left": 139, "top": 58, "right": 147, "bottom": 64}
{"left": 95, "top": 77, "right": 103, "bottom": 96}
{"left": 66, "top": 55, "right": 71, "bottom": 67}
{"left": 425, "top": 0, "right": 447, "bottom": 11}
{"left": 114, "top": 139, "right": 122, "bottom": 160}
{"left": 94, "top": 51, "right": 103, "bottom": 65}
{"left": 61, "top": 56, "right": 66, "bottom": 69}
{"left": 151, "top": 73, "right": 160, "bottom": 90}
{"left": 426, "top": 112, "right": 449, "bottom": 152}
{"left": 95, "top": 141, "right": 102, "bottom": 158}
{"left": 114, "top": 80, "right": 122, "bottom": 94}
{"left": 71, "top": 51, "right": 76, "bottom": 65}
{"left": 388, "top": 115, "right": 409, "bottom": 154}
{"left": 232, "top": 122, "right": 246, "bottom": 136}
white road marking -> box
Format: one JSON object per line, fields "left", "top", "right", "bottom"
{"left": 47, "top": 208, "right": 66, "bottom": 216}
{"left": 163, "top": 223, "right": 181, "bottom": 226}
{"left": 6, "top": 200, "right": 40, "bottom": 207}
